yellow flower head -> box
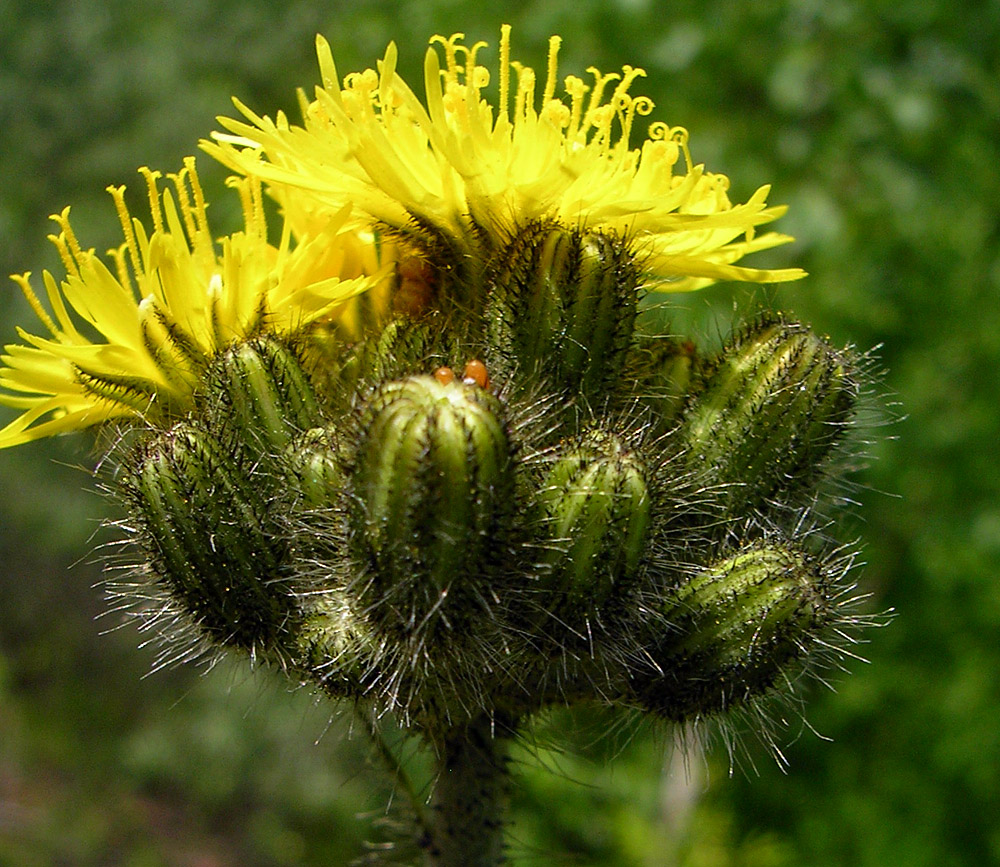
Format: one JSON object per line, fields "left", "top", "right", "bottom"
{"left": 206, "top": 26, "right": 805, "bottom": 292}
{"left": 0, "top": 159, "right": 381, "bottom": 448}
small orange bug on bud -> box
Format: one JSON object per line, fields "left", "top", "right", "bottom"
{"left": 434, "top": 366, "right": 456, "bottom": 385}
{"left": 462, "top": 359, "right": 490, "bottom": 390}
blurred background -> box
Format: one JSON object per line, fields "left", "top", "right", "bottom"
{"left": 1, "top": 0, "right": 998, "bottom": 863}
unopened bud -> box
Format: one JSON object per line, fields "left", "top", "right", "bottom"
{"left": 205, "top": 337, "right": 323, "bottom": 451}
{"left": 486, "top": 222, "right": 639, "bottom": 400}
{"left": 348, "top": 374, "right": 514, "bottom": 633}
{"left": 282, "top": 426, "right": 343, "bottom": 510}
{"left": 681, "top": 318, "right": 858, "bottom": 515}
{"left": 631, "top": 336, "right": 698, "bottom": 430}
{"left": 638, "top": 541, "right": 831, "bottom": 721}
{"left": 535, "top": 430, "right": 651, "bottom": 622}
{"left": 334, "top": 315, "right": 459, "bottom": 401}
{"left": 128, "top": 424, "right": 296, "bottom": 654}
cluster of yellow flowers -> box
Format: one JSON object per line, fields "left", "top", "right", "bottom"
{"left": 1, "top": 26, "right": 803, "bottom": 448}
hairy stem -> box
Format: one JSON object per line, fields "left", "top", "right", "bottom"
{"left": 425, "top": 716, "right": 511, "bottom": 867}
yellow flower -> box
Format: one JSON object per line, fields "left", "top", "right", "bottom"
{"left": 206, "top": 26, "right": 805, "bottom": 292}
{"left": 0, "top": 159, "right": 382, "bottom": 448}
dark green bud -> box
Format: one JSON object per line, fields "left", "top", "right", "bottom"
{"left": 128, "top": 424, "right": 297, "bottom": 654}
{"left": 204, "top": 337, "right": 323, "bottom": 451}
{"left": 282, "top": 426, "right": 344, "bottom": 511}
{"left": 294, "top": 590, "right": 373, "bottom": 696}
{"left": 348, "top": 374, "right": 515, "bottom": 634}
{"left": 485, "top": 222, "right": 639, "bottom": 400}
{"left": 630, "top": 336, "right": 698, "bottom": 430}
{"left": 332, "top": 315, "right": 462, "bottom": 406}
{"left": 535, "top": 430, "right": 651, "bottom": 621}
{"left": 638, "top": 541, "right": 830, "bottom": 722}
{"left": 681, "top": 318, "right": 858, "bottom": 515}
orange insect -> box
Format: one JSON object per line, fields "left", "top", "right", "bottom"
{"left": 433, "top": 366, "right": 456, "bottom": 385}
{"left": 462, "top": 359, "right": 489, "bottom": 389}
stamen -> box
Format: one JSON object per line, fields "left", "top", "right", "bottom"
{"left": 543, "top": 36, "right": 561, "bottom": 105}
{"left": 47, "top": 230, "right": 79, "bottom": 282}
{"left": 583, "top": 68, "right": 621, "bottom": 134}
{"left": 430, "top": 33, "right": 463, "bottom": 80}
{"left": 139, "top": 167, "right": 164, "bottom": 235}
{"left": 183, "top": 158, "right": 210, "bottom": 238}
{"left": 512, "top": 63, "right": 535, "bottom": 121}
{"left": 49, "top": 208, "right": 84, "bottom": 276}
{"left": 167, "top": 169, "right": 199, "bottom": 244}
{"left": 107, "top": 185, "right": 142, "bottom": 293}
{"left": 498, "top": 24, "right": 511, "bottom": 120}
{"left": 106, "top": 245, "right": 132, "bottom": 297}
{"left": 466, "top": 40, "right": 487, "bottom": 93}
{"left": 564, "top": 75, "right": 589, "bottom": 141}
{"left": 227, "top": 175, "right": 255, "bottom": 235}
{"left": 10, "top": 273, "right": 61, "bottom": 340}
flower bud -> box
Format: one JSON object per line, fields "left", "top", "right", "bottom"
{"left": 630, "top": 336, "right": 698, "bottom": 430}
{"left": 348, "top": 374, "right": 515, "bottom": 633}
{"left": 638, "top": 541, "right": 831, "bottom": 721}
{"left": 485, "top": 222, "right": 639, "bottom": 400}
{"left": 294, "top": 590, "right": 374, "bottom": 697}
{"left": 535, "top": 430, "right": 651, "bottom": 622}
{"left": 282, "top": 426, "right": 344, "bottom": 511}
{"left": 681, "top": 318, "right": 858, "bottom": 515}
{"left": 204, "top": 337, "right": 323, "bottom": 451}
{"left": 128, "top": 424, "right": 296, "bottom": 654}
{"left": 332, "top": 315, "right": 461, "bottom": 404}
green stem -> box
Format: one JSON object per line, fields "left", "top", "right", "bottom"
{"left": 425, "top": 716, "right": 511, "bottom": 867}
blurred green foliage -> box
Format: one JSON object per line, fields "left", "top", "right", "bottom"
{"left": 2, "top": 0, "right": 998, "bottom": 863}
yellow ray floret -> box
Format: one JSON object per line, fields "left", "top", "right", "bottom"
{"left": 0, "top": 159, "right": 383, "bottom": 448}
{"left": 205, "top": 26, "right": 805, "bottom": 291}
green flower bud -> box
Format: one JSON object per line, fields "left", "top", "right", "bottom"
{"left": 348, "top": 374, "right": 515, "bottom": 634}
{"left": 282, "top": 426, "right": 344, "bottom": 511}
{"left": 535, "top": 430, "right": 651, "bottom": 622}
{"left": 127, "top": 424, "right": 297, "bottom": 654}
{"left": 630, "top": 336, "right": 698, "bottom": 430}
{"left": 331, "top": 315, "right": 463, "bottom": 406}
{"left": 204, "top": 337, "right": 323, "bottom": 451}
{"left": 681, "top": 318, "right": 858, "bottom": 516}
{"left": 485, "top": 222, "right": 639, "bottom": 400}
{"left": 638, "top": 541, "right": 831, "bottom": 722}
{"left": 295, "top": 590, "right": 374, "bottom": 697}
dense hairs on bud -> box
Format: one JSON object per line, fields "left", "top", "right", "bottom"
{"left": 280, "top": 425, "right": 345, "bottom": 511}
{"left": 635, "top": 538, "right": 854, "bottom": 724}
{"left": 347, "top": 374, "right": 517, "bottom": 639}
{"left": 327, "top": 313, "right": 469, "bottom": 411}
{"left": 680, "top": 317, "right": 860, "bottom": 520}
{"left": 484, "top": 221, "right": 640, "bottom": 403}
{"left": 202, "top": 336, "right": 325, "bottom": 452}
{"left": 626, "top": 334, "right": 699, "bottom": 433}
{"left": 532, "top": 429, "right": 651, "bottom": 630}
{"left": 119, "top": 423, "right": 299, "bottom": 659}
